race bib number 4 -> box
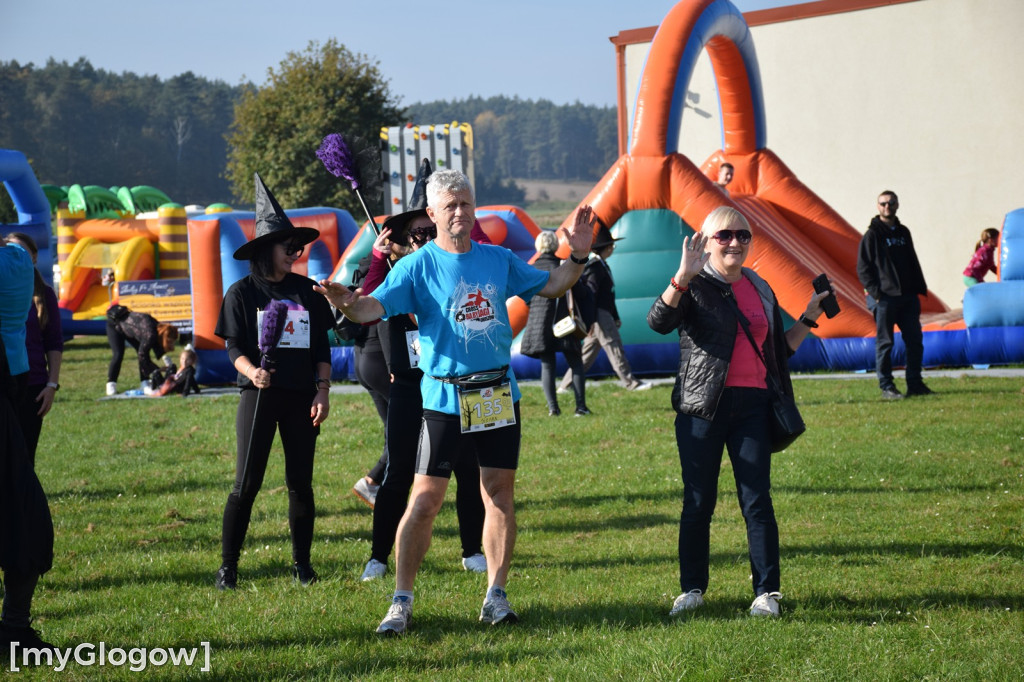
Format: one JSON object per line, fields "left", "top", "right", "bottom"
{"left": 257, "top": 309, "right": 311, "bottom": 349}
{"left": 458, "top": 382, "right": 515, "bottom": 433}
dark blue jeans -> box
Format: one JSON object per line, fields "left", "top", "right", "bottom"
{"left": 867, "top": 293, "right": 923, "bottom": 390}
{"left": 675, "top": 387, "right": 779, "bottom": 597}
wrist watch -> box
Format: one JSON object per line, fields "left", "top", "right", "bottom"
{"left": 798, "top": 315, "right": 819, "bottom": 329}
{"left": 46, "top": 381, "right": 60, "bottom": 390}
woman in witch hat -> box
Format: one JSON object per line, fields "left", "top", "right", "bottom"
{"left": 213, "top": 173, "right": 335, "bottom": 590}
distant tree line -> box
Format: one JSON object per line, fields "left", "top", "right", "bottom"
{"left": 0, "top": 58, "right": 240, "bottom": 209}
{"left": 1, "top": 55, "right": 618, "bottom": 221}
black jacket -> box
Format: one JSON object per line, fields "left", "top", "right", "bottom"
{"left": 857, "top": 216, "right": 927, "bottom": 300}
{"left": 584, "top": 255, "right": 619, "bottom": 322}
{"left": 647, "top": 268, "right": 794, "bottom": 420}
{"left": 519, "top": 253, "right": 592, "bottom": 358}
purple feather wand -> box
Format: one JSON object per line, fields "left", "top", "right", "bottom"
{"left": 316, "top": 132, "right": 392, "bottom": 270}
{"left": 241, "top": 299, "right": 289, "bottom": 487}
{"left": 317, "top": 132, "right": 382, "bottom": 236}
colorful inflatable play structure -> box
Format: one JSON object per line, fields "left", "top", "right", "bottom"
{"left": 508, "top": 0, "right": 1024, "bottom": 380}
{"left": 55, "top": 202, "right": 192, "bottom": 328}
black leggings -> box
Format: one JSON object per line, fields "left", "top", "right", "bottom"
{"left": 539, "top": 348, "right": 585, "bottom": 412}
{"left": 354, "top": 342, "right": 390, "bottom": 482}
{"left": 220, "top": 387, "right": 319, "bottom": 566}
{"left": 370, "top": 374, "right": 484, "bottom": 563}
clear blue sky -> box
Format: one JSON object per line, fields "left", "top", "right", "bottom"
{"left": 1, "top": 0, "right": 800, "bottom": 107}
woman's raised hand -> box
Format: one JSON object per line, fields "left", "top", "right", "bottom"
{"left": 676, "top": 231, "right": 710, "bottom": 284}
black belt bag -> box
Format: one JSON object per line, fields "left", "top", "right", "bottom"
{"left": 431, "top": 366, "right": 509, "bottom": 390}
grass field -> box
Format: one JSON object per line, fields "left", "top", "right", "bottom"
{"left": 9, "top": 337, "right": 1024, "bottom": 680}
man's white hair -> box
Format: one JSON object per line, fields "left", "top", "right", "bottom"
{"left": 426, "top": 169, "right": 474, "bottom": 208}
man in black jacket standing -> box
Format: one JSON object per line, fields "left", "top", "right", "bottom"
{"left": 857, "top": 190, "right": 933, "bottom": 400}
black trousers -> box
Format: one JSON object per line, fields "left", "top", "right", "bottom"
{"left": 370, "top": 374, "right": 484, "bottom": 563}
{"left": 869, "top": 294, "right": 924, "bottom": 390}
{"left": 220, "top": 387, "right": 319, "bottom": 566}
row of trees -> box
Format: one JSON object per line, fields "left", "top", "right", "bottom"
{"left": 409, "top": 96, "right": 618, "bottom": 186}
{"left": 0, "top": 58, "right": 240, "bottom": 207}
{"left": 2, "top": 45, "right": 618, "bottom": 222}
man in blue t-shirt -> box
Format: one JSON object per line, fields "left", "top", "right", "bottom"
{"left": 317, "top": 169, "right": 595, "bottom": 635}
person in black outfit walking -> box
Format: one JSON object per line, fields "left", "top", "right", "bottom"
{"left": 213, "top": 173, "right": 334, "bottom": 590}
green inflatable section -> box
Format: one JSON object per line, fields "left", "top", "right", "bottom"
{"left": 333, "top": 223, "right": 379, "bottom": 288}
{"left": 609, "top": 208, "right": 695, "bottom": 346}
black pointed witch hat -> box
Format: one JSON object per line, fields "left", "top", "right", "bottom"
{"left": 233, "top": 172, "right": 321, "bottom": 260}
{"left": 381, "top": 158, "right": 432, "bottom": 240}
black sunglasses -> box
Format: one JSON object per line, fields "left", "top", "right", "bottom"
{"left": 284, "top": 242, "right": 305, "bottom": 257}
{"left": 878, "top": 200, "right": 897, "bottom": 207}
{"left": 710, "top": 229, "right": 752, "bottom": 245}
{"left": 409, "top": 225, "right": 437, "bottom": 245}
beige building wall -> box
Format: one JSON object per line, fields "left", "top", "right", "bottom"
{"left": 621, "top": 0, "right": 1024, "bottom": 308}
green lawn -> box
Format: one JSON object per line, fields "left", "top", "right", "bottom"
{"left": 12, "top": 337, "right": 1024, "bottom": 680}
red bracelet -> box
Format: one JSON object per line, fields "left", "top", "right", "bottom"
{"left": 670, "top": 277, "right": 688, "bottom": 292}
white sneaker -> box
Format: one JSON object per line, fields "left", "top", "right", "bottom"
{"left": 629, "top": 380, "right": 653, "bottom": 391}
{"left": 669, "top": 589, "right": 704, "bottom": 616}
{"left": 461, "top": 553, "right": 487, "bottom": 573}
{"left": 479, "top": 589, "right": 518, "bottom": 625}
{"left": 556, "top": 386, "right": 569, "bottom": 395}
{"left": 750, "top": 591, "right": 783, "bottom": 617}
{"left": 376, "top": 596, "right": 412, "bottom": 636}
{"left": 352, "top": 478, "right": 379, "bottom": 508}
{"left": 106, "top": 382, "right": 117, "bottom": 396}
{"left": 360, "top": 558, "right": 387, "bottom": 582}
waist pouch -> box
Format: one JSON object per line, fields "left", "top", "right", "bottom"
{"left": 431, "top": 366, "right": 509, "bottom": 390}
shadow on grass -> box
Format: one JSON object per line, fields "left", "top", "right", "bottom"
{"left": 518, "top": 487, "right": 681, "bottom": 511}
{"left": 785, "top": 540, "right": 1024, "bottom": 560}
{"left": 789, "top": 589, "right": 1024, "bottom": 624}
{"left": 523, "top": 511, "right": 677, "bottom": 535}
{"left": 775, "top": 483, "right": 997, "bottom": 495}
{"left": 47, "top": 476, "right": 225, "bottom": 502}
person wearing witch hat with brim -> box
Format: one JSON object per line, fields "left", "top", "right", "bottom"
{"left": 354, "top": 159, "right": 488, "bottom": 584}
{"left": 213, "top": 173, "right": 335, "bottom": 590}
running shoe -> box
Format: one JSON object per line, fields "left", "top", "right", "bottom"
{"left": 479, "top": 589, "right": 518, "bottom": 625}
{"left": 376, "top": 596, "right": 412, "bottom": 636}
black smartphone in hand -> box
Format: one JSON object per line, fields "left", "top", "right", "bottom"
{"left": 812, "top": 273, "right": 840, "bottom": 318}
